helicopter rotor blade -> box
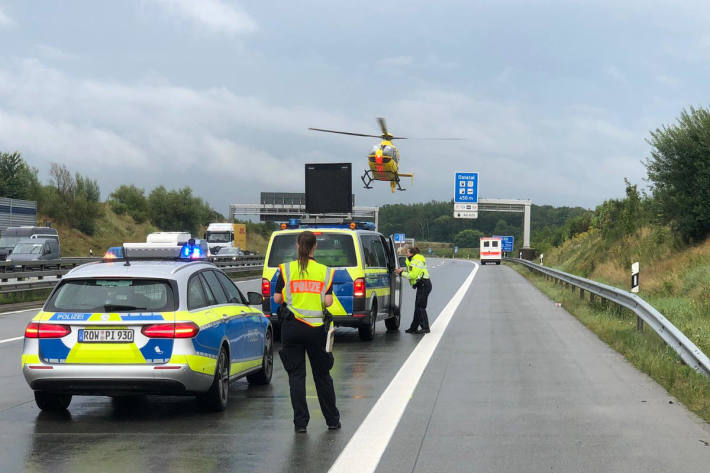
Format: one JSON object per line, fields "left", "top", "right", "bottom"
{"left": 308, "top": 128, "right": 383, "bottom": 139}
{"left": 377, "top": 117, "right": 389, "bottom": 137}
{"left": 406, "top": 137, "right": 465, "bottom": 141}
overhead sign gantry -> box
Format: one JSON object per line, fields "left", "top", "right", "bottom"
{"left": 452, "top": 172, "right": 532, "bottom": 249}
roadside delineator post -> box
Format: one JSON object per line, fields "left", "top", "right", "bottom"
{"left": 632, "top": 262, "right": 642, "bottom": 331}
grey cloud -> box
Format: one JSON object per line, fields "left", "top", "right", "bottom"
{"left": 148, "top": 0, "right": 257, "bottom": 36}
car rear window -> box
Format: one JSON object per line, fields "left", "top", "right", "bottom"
{"left": 46, "top": 279, "right": 176, "bottom": 313}
{"left": 268, "top": 233, "right": 357, "bottom": 268}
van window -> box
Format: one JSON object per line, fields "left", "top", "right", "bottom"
{"left": 483, "top": 241, "right": 490, "bottom": 248}
{"left": 362, "top": 235, "right": 387, "bottom": 268}
{"left": 268, "top": 233, "right": 357, "bottom": 267}
{"left": 492, "top": 241, "right": 499, "bottom": 247}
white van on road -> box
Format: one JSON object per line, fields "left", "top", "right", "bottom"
{"left": 480, "top": 237, "right": 502, "bottom": 265}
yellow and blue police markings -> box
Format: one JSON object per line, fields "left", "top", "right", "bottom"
{"left": 27, "top": 311, "right": 174, "bottom": 365}
{"left": 24, "top": 308, "right": 264, "bottom": 377}
{"left": 364, "top": 267, "right": 390, "bottom": 305}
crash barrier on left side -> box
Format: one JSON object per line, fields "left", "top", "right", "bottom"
{"left": 0, "top": 256, "right": 265, "bottom": 294}
{"left": 508, "top": 258, "right": 710, "bottom": 379}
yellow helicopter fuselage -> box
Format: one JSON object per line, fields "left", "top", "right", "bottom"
{"left": 368, "top": 140, "right": 400, "bottom": 179}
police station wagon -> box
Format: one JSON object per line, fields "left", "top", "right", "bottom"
{"left": 22, "top": 240, "right": 273, "bottom": 412}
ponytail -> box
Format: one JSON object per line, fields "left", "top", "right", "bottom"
{"left": 297, "top": 230, "right": 317, "bottom": 274}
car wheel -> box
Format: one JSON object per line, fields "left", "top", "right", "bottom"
{"left": 247, "top": 329, "right": 273, "bottom": 385}
{"left": 201, "top": 346, "right": 230, "bottom": 411}
{"left": 385, "top": 304, "right": 400, "bottom": 331}
{"left": 34, "top": 391, "right": 72, "bottom": 411}
{"left": 358, "top": 303, "right": 377, "bottom": 341}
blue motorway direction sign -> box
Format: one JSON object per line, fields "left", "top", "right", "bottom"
{"left": 454, "top": 172, "right": 479, "bottom": 203}
{"left": 494, "top": 235, "right": 514, "bottom": 252}
{"left": 394, "top": 233, "right": 405, "bottom": 244}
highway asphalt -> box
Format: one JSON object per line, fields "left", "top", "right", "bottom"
{"left": 1, "top": 261, "right": 709, "bottom": 472}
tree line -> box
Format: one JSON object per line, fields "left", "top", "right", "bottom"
{"left": 378, "top": 200, "right": 588, "bottom": 250}
{"left": 0, "top": 152, "right": 222, "bottom": 236}
{"left": 383, "top": 106, "right": 710, "bottom": 251}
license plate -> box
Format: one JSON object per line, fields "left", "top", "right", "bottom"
{"left": 78, "top": 329, "right": 134, "bottom": 343}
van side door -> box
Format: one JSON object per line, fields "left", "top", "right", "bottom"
{"left": 361, "top": 234, "right": 389, "bottom": 315}
{"left": 383, "top": 235, "right": 402, "bottom": 316}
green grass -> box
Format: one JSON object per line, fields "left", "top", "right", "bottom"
{"left": 0, "top": 289, "right": 51, "bottom": 305}
{"left": 508, "top": 262, "right": 710, "bottom": 423}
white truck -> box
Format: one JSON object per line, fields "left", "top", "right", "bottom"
{"left": 204, "top": 223, "right": 245, "bottom": 255}
{"left": 480, "top": 237, "right": 502, "bottom": 265}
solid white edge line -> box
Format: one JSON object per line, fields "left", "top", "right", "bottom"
{"left": 328, "top": 261, "right": 479, "bottom": 473}
{"left": 0, "top": 336, "right": 23, "bottom": 344}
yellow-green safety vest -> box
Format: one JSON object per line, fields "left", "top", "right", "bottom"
{"left": 402, "top": 254, "right": 429, "bottom": 287}
{"left": 280, "top": 260, "right": 334, "bottom": 327}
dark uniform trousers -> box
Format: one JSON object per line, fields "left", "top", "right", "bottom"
{"left": 279, "top": 316, "right": 340, "bottom": 428}
{"left": 409, "top": 278, "right": 432, "bottom": 331}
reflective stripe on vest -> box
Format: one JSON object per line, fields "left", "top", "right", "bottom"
{"left": 281, "top": 260, "right": 333, "bottom": 326}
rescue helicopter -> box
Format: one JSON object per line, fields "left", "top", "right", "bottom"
{"left": 309, "top": 118, "right": 461, "bottom": 193}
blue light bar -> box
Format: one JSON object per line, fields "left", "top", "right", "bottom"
{"left": 179, "top": 239, "right": 208, "bottom": 260}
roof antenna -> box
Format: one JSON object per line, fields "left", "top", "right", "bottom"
{"left": 123, "top": 245, "right": 131, "bottom": 266}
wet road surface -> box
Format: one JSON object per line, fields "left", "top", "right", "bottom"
{"left": 0, "top": 260, "right": 472, "bottom": 473}
{"left": 2, "top": 261, "right": 710, "bottom": 472}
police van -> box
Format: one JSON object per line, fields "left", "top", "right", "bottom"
{"left": 262, "top": 222, "right": 403, "bottom": 340}
{"left": 480, "top": 236, "right": 502, "bottom": 265}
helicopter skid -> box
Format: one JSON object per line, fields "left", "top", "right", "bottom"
{"left": 361, "top": 170, "right": 406, "bottom": 191}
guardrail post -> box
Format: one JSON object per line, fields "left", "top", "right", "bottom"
{"left": 579, "top": 288, "right": 584, "bottom": 299}
{"left": 637, "top": 316, "right": 644, "bottom": 332}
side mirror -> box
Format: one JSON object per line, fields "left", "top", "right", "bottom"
{"left": 247, "top": 291, "right": 263, "bottom": 306}
{"left": 398, "top": 256, "right": 407, "bottom": 267}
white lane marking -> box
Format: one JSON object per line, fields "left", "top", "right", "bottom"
{"left": 329, "top": 261, "right": 479, "bottom": 473}
{"left": 0, "top": 336, "right": 23, "bottom": 344}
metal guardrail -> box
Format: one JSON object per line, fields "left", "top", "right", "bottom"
{"left": 0, "top": 256, "right": 265, "bottom": 295}
{"left": 509, "top": 258, "right": 710, "bottom": 378}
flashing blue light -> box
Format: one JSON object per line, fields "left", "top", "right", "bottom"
{"left": 287, "top": 218, "right": 301, "bottom": 229}
{"left": 179, "top": 239, "right": 207, "bottom": 260}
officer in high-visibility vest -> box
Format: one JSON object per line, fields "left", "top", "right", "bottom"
{"left": 273, "top": 230, "right": 341, "bottom": 433}
{"left": 395, "top": 246, "right": 432, "bottom": 334}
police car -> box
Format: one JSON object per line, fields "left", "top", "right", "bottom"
{"left": 262, "top": 221, "right": 403, "bottom": 341}
{"left": 22, "top": 240, "right": 273, "bottom": 412}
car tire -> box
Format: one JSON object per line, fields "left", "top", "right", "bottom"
{"left": 496, "top": 261, "right": 501, "bottom": 265}
{"left": 201, "top": 346, "right": 230, "bottom": 411}
{"left": 385, "top": 304, "right": 400, "bottom": 331}
{"left": 34, "top": 391, "right": 72, "bottom": 411}
{"left": 358, "top": 303, "right": 377, "bottom": 341}
{"left": 247, "top": 329, "right": 273, "bottom": 385}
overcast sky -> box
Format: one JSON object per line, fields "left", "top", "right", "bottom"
{"left": 0, "top": 0, "right": 708, "bottom": 215}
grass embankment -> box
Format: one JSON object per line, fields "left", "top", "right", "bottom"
{"left": 53, "top": 204, "right": 157, "bottom": 257}
{"left": 512, "top": 225, "right": 710, "bottom": 422}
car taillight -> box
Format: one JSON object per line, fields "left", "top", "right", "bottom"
{"left": 353, "top": 278, "right": 366, "bottom": 298}
{"left": 262, "top": 278, "right": 271, "bottom": 298}
{"left": 142, "top": 322, "right": 199, "bottom": 339}
{"left": 25, "top": 323, "right": 71, "bottom": 339}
